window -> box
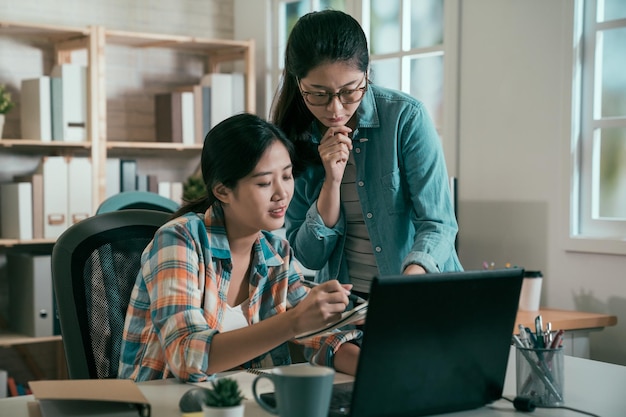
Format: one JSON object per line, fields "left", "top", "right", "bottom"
{"left": 570, "top": 0, "right": 626, "bottom": 252}
{"left": 364, "top": 0, "right": 444, "bottom": 129}
{"left": 270, "top": 0, "right": 458, "bottom": 173}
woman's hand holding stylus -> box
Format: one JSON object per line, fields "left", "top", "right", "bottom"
{"left": 290, "top": 280, "right": 352, "bottom": 336}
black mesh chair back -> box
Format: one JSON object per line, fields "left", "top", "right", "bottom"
{"left": 52, "top": 209, "right": 171, "bottom": 379}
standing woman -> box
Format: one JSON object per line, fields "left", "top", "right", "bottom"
{"left": 272, "top": 10, "right": 462, "bottom": 298}
{"left": 118, "top": 113, "right": 361, "bottom": 382}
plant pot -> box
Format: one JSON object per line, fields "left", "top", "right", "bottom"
{"left": 0, "top": 114, "right": 5, "bottom": 139}
{"left": 203, "top": 404, "right": 245, "bottom": 417}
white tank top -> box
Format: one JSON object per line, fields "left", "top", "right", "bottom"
{"left": 221, "top": 299, "right": 249, "bottom": 332}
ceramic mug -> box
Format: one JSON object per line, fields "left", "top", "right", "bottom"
{"left": 252, "top": 366, "right": 335, "bottom": 417}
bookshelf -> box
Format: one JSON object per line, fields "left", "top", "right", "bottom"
{"left": 0, "top": 20, "right": 256, "bottom": 349}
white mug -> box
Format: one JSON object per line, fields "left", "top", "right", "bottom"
{"left": 519, "top": 271, "right": 542, "bottom": 311}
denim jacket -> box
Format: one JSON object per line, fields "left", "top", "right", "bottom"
{"left": 285, "top": 84, "right": 463, "bottom": 285}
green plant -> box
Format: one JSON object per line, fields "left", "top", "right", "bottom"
{"left": 0, "top": 84, "right": 14, "bottom": 114}
{"left": 204, "top": 378, "right": 245, "bottom": 407}
{"left": 182, "top": 174, "right": 207, "bottom": 202}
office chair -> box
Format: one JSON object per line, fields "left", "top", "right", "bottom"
{"left": 51, "top": 209, "right": 171, "bottom": 379}
{"left": 96, "top": 191, "right": 179, "bottom": 214}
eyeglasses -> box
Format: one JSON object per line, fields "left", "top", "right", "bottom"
{"left": 298, "top": 76, "right": 368, "bottom": 106}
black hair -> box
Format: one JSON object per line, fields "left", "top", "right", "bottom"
{"left": 271, "top": 10, "right": 369, "bottom": 174}
{"left": 173, "top": 113, "right": 295, "bottom": 217}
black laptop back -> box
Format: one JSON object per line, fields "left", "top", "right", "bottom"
{"left": 347, "top": 268, "right": 524, "bottom": 417}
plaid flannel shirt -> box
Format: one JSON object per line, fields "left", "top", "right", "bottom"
{"left": 118, "top": 205, "right": 361, "bottom": 382}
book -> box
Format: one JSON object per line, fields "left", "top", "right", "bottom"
{"left": 7, "top": 376, "right": 18, "bottom": 397}
{"left": 181, "top": 91, "right": 195, "bottom": 145}
{"left": 120, "top": 159, "right": 138, "bottom": 192}
{"left": 105, "top": 158, "right": 122, "bottom": 198}
{"left": 50, "top": 76, "right": 64, "bottom": 141}
{"left": 20, "top": 76, "right": 52, "bottom": 141}
{"left": 30, "top": 379, "right": 151, "bottom": 417}
{"left": 0, "top": 182, "right": 33, "bottom": 239}
{"left": 50, "top": 64, "right": 87, "bottom": 142}
{"left": 154, "top": 92, "right": 183, "bottom": 142}
{"left": 200, "top": 73, "right": 234, "bottom": 129}
{"left": 0, "top": 369, "right": 7, "bottom": 398}
{"left": 294, "top": 302, "right": 368, "bottom": 340}
{"left": 170, "top": 181, "right": 183, "bottom": 205}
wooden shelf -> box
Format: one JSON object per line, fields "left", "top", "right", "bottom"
{"left": 0, "top": 331, "right": 62, "bottom": 347}
{"left": 106, "top": 141, "right": 202, "bottom": 157}
{"left": 0, "top": 139, "right": 91, "bottom": 154}
{"left": 0, "top": 20, "right": 89, "bottom": 42}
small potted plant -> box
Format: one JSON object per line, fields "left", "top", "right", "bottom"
{"left": 180, "top": 378, "right": 246, "bottom": 417}
{"left": 0, "top": 83, "right": 14, "bottom": 139}
{"left": 203, "top": 378, "right": 246, "bottom": 416}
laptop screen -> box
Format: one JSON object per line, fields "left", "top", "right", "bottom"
{"left": 349, "top": 268, "right": 524, "bottom": 417}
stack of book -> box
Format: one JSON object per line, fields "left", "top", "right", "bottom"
{"left": 105, "top": 158, "right": 183, "bottom": 205}
{"left": 154, "top": 72, "right": 245, "bottom": 144}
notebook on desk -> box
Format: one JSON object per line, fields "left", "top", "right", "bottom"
{"left": 265, "top": 268, "right": 524, "bottom": 417}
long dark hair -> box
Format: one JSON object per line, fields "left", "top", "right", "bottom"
{"left": 173, "top": 113, "right": 295, "bottom": 217}
{"left": 271, "top": 10, "right": 369, "bottom": 173}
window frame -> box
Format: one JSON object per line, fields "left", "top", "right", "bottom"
{"left": 562, "top": 0, "right": 626, "bottom": 255}
{"left": 269, "top": 0, "right": 459, "bottom": 177}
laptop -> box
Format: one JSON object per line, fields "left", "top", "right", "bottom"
{"left": 264, "top": 268, "right": 524, "bottom": 416}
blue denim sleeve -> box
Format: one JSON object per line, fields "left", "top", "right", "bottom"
{"left": 399, "top": 101, "right": 460, "bottom": 273}
{"left": 285, "top": 174, "right": 346, "bottom": 271}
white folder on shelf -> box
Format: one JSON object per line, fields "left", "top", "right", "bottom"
{"left": 50, "top": 64, "right": 88, "bottom": 142}
{"left": 0, "top": 182, "right": 33, "bottom": 240}
{"left": 36, "top": 156, "right": 69, "bottom": 239}
{"left": 20, "top": 76, "right": 52, "bottom": 141}
{"left": 68, "top": 156, "right": 93, "bottom": 225}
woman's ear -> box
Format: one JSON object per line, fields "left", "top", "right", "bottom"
{"left": 212, "top": 183, "right": 231, "bottom": 204}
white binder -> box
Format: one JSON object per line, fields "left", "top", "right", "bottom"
{"left": 67, "top": 156, "right": 93, "bottom": 225}
{"left": 50, "top": 64, "right": 88, "bottom": 142}
{"left": 20, "top": 76, "right": 52, "bottom": 141}
{"left": 0, "top": 182, "right": 33, "bottom": 239}
{"left": 37, "top": 156, "right": 69, "bottom": 238}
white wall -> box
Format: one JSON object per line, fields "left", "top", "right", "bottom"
{"left": 457, "top": 0, "right": 626, "bottom": 365}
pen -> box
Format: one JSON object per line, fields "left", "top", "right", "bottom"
{"left": 550, "top": 329, "right": 565, "bottom": 349}
{"left": 518, "top": 324, "right": 531, "bottom": 348}
{"left": 535, "top": 315, "right": 544, "bottom": 348}
{"left": 525, "top": 327, "right": 537, "bottom": 348}
{"left": 301, "top": 279, "right": 367, "bottom": 305}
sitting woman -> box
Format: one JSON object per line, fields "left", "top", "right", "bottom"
{"left": 117, "top": 113, "right": 361, "bottom": 382}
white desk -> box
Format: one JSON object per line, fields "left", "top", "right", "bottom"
{"left": 1, "top": 347, "right": 625, "bottom": 417}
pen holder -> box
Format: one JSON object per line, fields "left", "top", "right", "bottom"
{"left": 515, "top": 346, "right": 564, "bottom": 406}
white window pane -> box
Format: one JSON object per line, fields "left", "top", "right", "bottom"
{"left": 320, "top": 0, "right": 345, "bottom": 10}
{"left": 371, "top": 58, "right": 400, "bottom": 90}
{"left": 284, "top": 1, "right": 307, "bottom": 36}
{"left": 598, "top": 27, "right": 626, "bottom": 118}
{"left": 597, "top": 128, "right": 626, "bottom": 219}
{"left": 410, "top": 55, "right": 443, "bottom": 128}
{"left": 410, "top": 0, "right": 444, "bottom": 49}
{"left": 370, "top": 0, "right": 401, "bottom": 55}
{"left": 599, "top": 0, "right": 626, "bottom": 22}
